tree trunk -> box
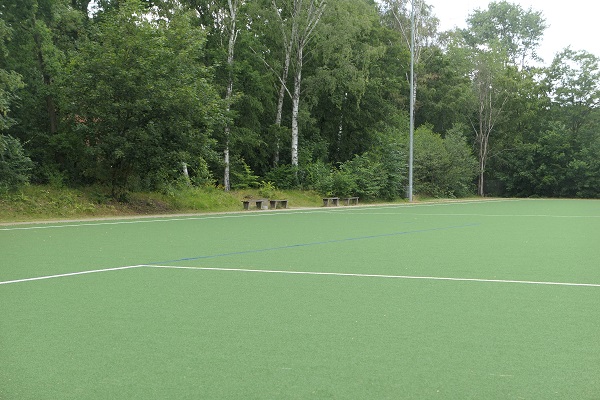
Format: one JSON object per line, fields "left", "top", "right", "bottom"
{"left": 273, "top": 40, "right": 291, "bottom": 166}
{"left": 223, "top": 146, "right": 230, "bottom": 191}
{"left": 32, "top": 21, "right": 58, "bottom": 135}
{"left": 223, "top": 0, "right": 238, "bottom": 191}
{"left": 291, "top": 53, "right": 301, "bottom": 168}
{"left": 478, "top": 138, "right": 487, "bottom": 197}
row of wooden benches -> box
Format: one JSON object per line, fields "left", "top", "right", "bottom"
{"left": 322, "top": 197, "right": 359, "bottom": 207}
{"left": 242, "top": 199, "right": 288, "bottom": 210}
{"left": 242, "top": 197, "right": 359, "bottom": 210}
{"left": 242, "top": 196, "right": 359, "bottom": 210}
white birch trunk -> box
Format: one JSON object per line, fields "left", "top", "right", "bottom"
{"left": 274, "top": 39, "right": 292, "bottom": 166}
{"left": 291, "top": 47, "right": 302, "bottom": 167}
{"left": 223, "top": 0, "right": 238, "bottom": 191}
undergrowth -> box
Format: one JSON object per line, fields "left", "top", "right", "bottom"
{"left": 0, "top": 185, "right": 326, "bottom": 222}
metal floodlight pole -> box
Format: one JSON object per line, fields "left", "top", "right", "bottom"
{"left": 408, "top": 0, "right": 415, "bottom": 202}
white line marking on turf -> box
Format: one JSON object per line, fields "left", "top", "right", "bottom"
{"left": 0, "top": 213, "right": 284, "bottom": 231}
{"left": 329, "top": 212, "right": 599, "bottom": 218}
{"left": 143, "top": 265, "right": 600, "bottom": 288}
{"left": 0, "top": 265, "right": 144, "bottom": 285}
{"left": 0, "top": 199, "right": 527, "bottom": 231}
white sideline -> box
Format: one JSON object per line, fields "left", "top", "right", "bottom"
{"left": 0, "top": 265, "right": 143, "bottom": 285}
{"left": 2, "top": 264, "right": 599, "bottom": 288}
{"left": 143, "top": 265, "right": 600, "bottom": 288}
{"left": 0, "top": 198, "right": 525, "bottom": 231}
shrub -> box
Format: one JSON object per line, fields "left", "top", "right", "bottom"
{"left": 413, "top": 125, "right": 477, "bottom": 197}
{"left": 299, "top": 159, "right": 331, "bottom": 192}
{"left": 264, "top": 164, "right": 298, "bottom": 189}
{"left": 0, "top": 135, "right": 34, "bottom": 193}
{"left": 231, "top": 159, "right": 259, "bottom": 189}
{"left": 329, "top": 169, "right": 357, "bottom": 197}
{"left": 339, "top": 154, "right": 386, "bottom": 200}
{"left": 258, "top": 181, "right": 277, "bottom": 198}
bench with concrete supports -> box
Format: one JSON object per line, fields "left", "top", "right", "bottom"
{"left": 242, "top": 199, "right": 268, "bottom": 210}
{"left": 269, "top": 199, "right": 288, "bottom": 209}
{"left": 322, "top": 197, "right": 339, "bottom": 207}
{"left": 342, "top": 197, "right": 359, "bottom": 206}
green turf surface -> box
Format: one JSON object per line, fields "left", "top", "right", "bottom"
{"left": 1, "top": 199, "right": 599, "bottom": 399}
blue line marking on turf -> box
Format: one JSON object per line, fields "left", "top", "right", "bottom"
{"left": 149, "top": 223, "right": 480, "bottom": 265}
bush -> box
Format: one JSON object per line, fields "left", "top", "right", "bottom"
{"left": 299, "top": 159, "right": 331, "bottom": 192}
{"left": 258, "top": 181, "right": 278, "bottom": 198}
{"left": 368, "top": 128, "right": 408, "bottom": 200}
{"left": 339, "top": 154, "right": 386, "bottom": 200}
{"left": 231, "top": 159, "right": 259, "bottom": 189}
{"left": 0, "top": 135, "right": 34, "bottom": 193}
{"left": 264, "top": 164, "right": 298, "bottom": 189}
{"left": 329, "top": 169, "right": 357, "bottom": 197}
{"left": 413, "top": 125, "right": 477, "bottom": 197}
{"left": 443, "top": 126, "right": 478, "bottom": 197}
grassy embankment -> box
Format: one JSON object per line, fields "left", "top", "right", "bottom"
{"left": 0, "top": 185, "right": 327, "bottom": 223}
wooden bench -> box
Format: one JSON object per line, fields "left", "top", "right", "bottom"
{"left": 342, "top": 197, "right": 359, "bottom": 206}
{"left": 242, "top": 199, "right": 268, "bottom": 210}
{"left": 322, "top": 197, "right": 339, "bottom": 207}
{"left": 269, "top": 199, "right": 288, "bottom": 209}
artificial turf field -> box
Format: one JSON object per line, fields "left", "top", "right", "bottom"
{"left": 1, "top": 198, "right": 599, "bottom": 399}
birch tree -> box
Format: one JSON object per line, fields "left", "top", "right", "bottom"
{"left": 471, "top": 48, "right": 511, "bottom": 196}
{"left": 289, "top": 0, "right": 325, "bottom": 168}
{"left": 270, "top": 0, "right": 294, "bottom": 165}
{"left": 461, "top": 1, "right": 546, "bottom": 195}
{"left": 221, "top": 0, "right": 241, "bottom": 190}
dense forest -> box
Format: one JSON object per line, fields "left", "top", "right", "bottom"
{"left": 0, "top": 0, "right": 599, "bottom": 199}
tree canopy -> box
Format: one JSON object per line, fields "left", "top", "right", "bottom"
{"left": 0, "top": 0, "right": 598, "bottom": 198}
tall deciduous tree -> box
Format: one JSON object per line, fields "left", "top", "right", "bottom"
{"left": 222, "top": 0, "right": 241, "bottom": 191}
{"left": 458, "top": 1, "right": 546, "bottom": 196}
{"left": 546, "top": 48, "right": 600, "bottom": 137}
{"left": 0, "top": 19, "right": 24, "bottom": 132}
{"left": 63, "top": 1, "right": 223, "bottom": 195}
{"left": 307, "top": 0, "right": 387, "bottom": 162}
{"left": 0, "top": 19, "right": 33, "bottom": 192}
{"left": 289, "top": 0, "right": 325, "bottom": 168}
{"left": 462, "top": 0, "right": 546, "bottom": 67}
{"left": 0, "top": 0, "right": 87, "bottom": 182}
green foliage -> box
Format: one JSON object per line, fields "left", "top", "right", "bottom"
{"left": 258, "top": 181, "right": 277, "bottom": 199}
{"left": 0, "top": 135, "right": 34, "bottom": 193}
{"left": 265, "top": 164, "right": 299, "bottom": 190}
{"left": 413, "top": 126, "right": 449, "bottom": 197}
{"left": 443, "top": 125, "right": 479, "bottom": 197}
{"left": 546, "top": 48, "right": 600, "bottom": 136}
{"left": 338, "top": 154, "right": 385, "bottom": 200}
{"left": 0, "top": 0, "right": 597, "bottom": 200}
{"left": 368, "top": 127, "right": 408, "bottom": 200}
{"left": 299, "top": 159, "right": 331, "bottom": 192}
{"left": 231, "top": 159, "right": 259, "bottom": 190}
{"left": 413, "top": 125, "right": 477, "bottom": 198}
{"left": 497, "top": 123, "right": 600, "bottom": 198}
{"left": 462, "top": 1, "right": 547, "bottom": 66}
{"left": 190, "top": 157, "right": 216, "bottom": 187}
{"left": 61, "top": 1, "right": 223, "bottom": 195}
{"left": 329, "top": 168, "right": 357, "bottom": 198}
{"left": 0, "top": 69, "right": 24, "bottom": 131}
